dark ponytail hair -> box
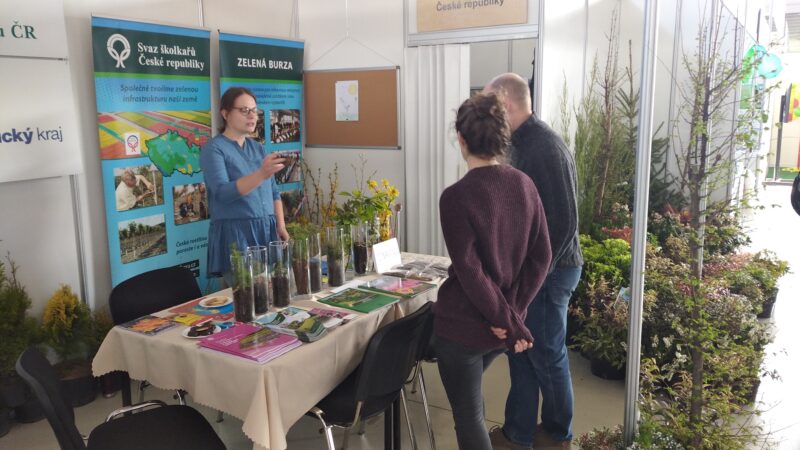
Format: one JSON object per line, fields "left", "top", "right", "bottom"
{"left": 219, "top": 87, "right": 257, "bottom": 133}
{"left": 455, "top": 92, "right": 510, "bottom": 159}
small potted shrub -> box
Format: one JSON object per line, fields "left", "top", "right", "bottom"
{"left": 41, "top": 285, "right": 96, "bottom": 407}
{"left": 88, "top": 308, "right": 120, "bottom": 398}
{"left": 748, "top": 250, "right": 789, "bottom": 318}
{"left": 571, "top": 279, "right": 628, "bottom": 380}
{"left": 0, "top": 250, "right": 43, "bottom": 427}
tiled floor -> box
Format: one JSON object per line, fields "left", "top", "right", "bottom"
{"left": 1, "top": 184, "right": 797, "bottom": 450}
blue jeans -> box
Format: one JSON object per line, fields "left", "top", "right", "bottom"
{"left": 503, "top": 266, "right": 582, "bottom": 446}
{"left": 434, "top": 336, "right": 505, "bottom": 450}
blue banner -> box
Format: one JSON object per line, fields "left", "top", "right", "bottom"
{"left": 219, "top": 33, "right": 305, "bottom": 222}
{"left": 92, "top": 16, "right": 212, "bottom": 290}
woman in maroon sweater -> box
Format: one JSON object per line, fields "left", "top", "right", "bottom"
{"left": 434, "top": 93, "right": 551, "bottom": 450}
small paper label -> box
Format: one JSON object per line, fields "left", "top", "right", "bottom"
{"left": 372, "top": 238, "right": 402, "bottom": 274}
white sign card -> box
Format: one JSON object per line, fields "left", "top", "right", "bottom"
{"left": 0, "top": 58, "right": 82, "bottom": 183}
{"left": 372, "top": 238, "right": 402, "bottom": 274}
{"left": 0, "top": 0, "right": 69, "bottom": 58}
{"left": 335, "top": 80, "right": 359, "bottom": 121}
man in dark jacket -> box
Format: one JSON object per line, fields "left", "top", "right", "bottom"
{"left": 485, "top": 73, "right": 584, "bottom": 450}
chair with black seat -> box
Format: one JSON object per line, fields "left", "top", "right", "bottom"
{"left": 108, "top": 266, "right": 201, "bottom": 406}
{"left": 307, "top": 302, "right": 433, "bottom": 450}
{"left": 406, "top": 308, "right": 436, "bottom": 450}
{"left": 16, "top": 347, "right": 226, "bottom": 450}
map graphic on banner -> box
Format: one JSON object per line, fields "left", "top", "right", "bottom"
{"left": 218, "top": 33, "right": 305, "bottom": 222}
{"left": 91, "top": 16, "right": 211, "bottom": 289}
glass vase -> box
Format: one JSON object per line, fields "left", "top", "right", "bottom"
{"left": 309, "top": 232, "right": 323, "bottom": 293}
{"left": 291, "top": 237, "right": 311, "bottom": 297}
{"left": 351, "top": 220, "right": 372, "bottom": 275}
{"left": 229, "top": 246, "right": 254, "bottom": 322}
{"left": 246, "top": 245, "right": 270, "bottom": 316}
{"left": 269, "top": 241, "right": 292, "bottom": 308}
{"left": 326, "top": 226, "right": 346, "bottom": 287}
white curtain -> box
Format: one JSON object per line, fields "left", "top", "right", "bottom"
{"left": 403, "top": 44, "right": 470, "bottom": 256}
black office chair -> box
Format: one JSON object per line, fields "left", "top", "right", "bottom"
{"left": 406, "top": 309, "right": 436, "bottom": 450}
{"left": 16, "top": 347, "right": 226, "bottom": 450}
{"left": 307, "top": 302, "right": 433, "bottom": 450}
{"left": 108, "top": 266, "right": 201, "bottom": 406}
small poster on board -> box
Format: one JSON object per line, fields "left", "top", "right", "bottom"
{"left": 335, "top": 80, "right": 359, "bottom": 121}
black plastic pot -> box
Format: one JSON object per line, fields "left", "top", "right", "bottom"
{"left": 99, "top": 372, "right": 123, "bottom": 398}
{"left": 0, "top": 407, "right": 10, "bottom": 438}
{"left": 62, "top": 373, "right": 96, "bottom": 407}
{"left": 13, "top": 397, "right": 43, "bottom": 423}
{"left": 757, "top": 290, "right": 778, "bottom": 319}
{"left": 0, "top": 377, "right": 26, "bottom": 409}
{"left": 589, "top": 356, "right": 625, "bottom": 380}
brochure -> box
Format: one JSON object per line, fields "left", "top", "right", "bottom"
{"left": 172, "top": 312, "right": 207, "bottom": 326}
{"left": 254, "top": 306, "right": 356, "bottom": 342}
{"left": 120, "top": 315, "right": 178, "bottom": 335}
{"left": 168, "top": 296, "right": 234, "bottom": 322}
{"left": 381, "top": 259, "right": 450, "bottom": 282}
{"left": 317, "top": 288, "right": 399, "bottom": 313}
{"left": 198, "top": 323, "right": 301, "bottom": 363}
{"left": 360, "top": 275, "right": 436, "bottom": 298}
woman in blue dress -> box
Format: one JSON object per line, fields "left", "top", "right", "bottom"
{"left": 200, "top": 87, "right": 289, "bottom": 281}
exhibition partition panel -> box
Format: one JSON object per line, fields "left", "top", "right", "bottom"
{"left": 218, "top": 32, "right": 305, "bottom": 220}
{"left": 91, "top": 16, "right": 212, "bottom": 289}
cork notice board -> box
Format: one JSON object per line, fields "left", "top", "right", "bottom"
{"left": 304, "top": 67, "right": 400, "bottom": 149}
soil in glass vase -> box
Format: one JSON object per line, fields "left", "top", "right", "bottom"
{"left": 271, "top": 266, "right": 291, "bottom": 308}
{"left": 353, "top": 242, "right": 369, "bottom": 274}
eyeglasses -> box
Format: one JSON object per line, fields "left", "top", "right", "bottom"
{"left": 234, "top": 106, "right": 260, "bottom": 116}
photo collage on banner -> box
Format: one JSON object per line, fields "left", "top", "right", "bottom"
{"left": 218, "top": 33, "right": 305, "bottom": 223}
{"left": 92, "top": 17, "right": 211, "bottom": 289}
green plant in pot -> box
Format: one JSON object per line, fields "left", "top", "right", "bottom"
{"left": 748, "top": 250, "right": 789, "bottom": 318}
{"left": 571, "top": 278, "right": 628, "bottom": 380}
{"left": 41, "top": 285, "right": 96, "bottom": 407}
{"left": 0, "top": 250, "right": 43, "bottom": 429}
{"left": 88, "top": 308, "right": 120, "bottom": 398}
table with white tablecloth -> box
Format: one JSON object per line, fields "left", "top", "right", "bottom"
{"left": 92, "top": 253, "right": 449, "bottom": 450}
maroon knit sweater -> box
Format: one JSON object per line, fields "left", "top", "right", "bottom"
{"left": 434, "top": 164, "right": 551, "bottom": 351}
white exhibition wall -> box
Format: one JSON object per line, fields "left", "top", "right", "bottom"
{"left": 298, "top": 0, "right": 408, "bottom": 243}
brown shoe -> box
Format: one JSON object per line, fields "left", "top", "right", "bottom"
{"left": 532, "top": 424, "right": 572, "bottom": 449}
{"left": 489, "top": 425, "right": 533, "bottom": 450}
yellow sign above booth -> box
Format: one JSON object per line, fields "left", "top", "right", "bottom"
{"left": 416, "top": 0, "right": 528, "bottom": 32}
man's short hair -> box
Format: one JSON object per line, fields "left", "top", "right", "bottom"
{"left": 487, "top": 73, "right": 531, "bottom": 110}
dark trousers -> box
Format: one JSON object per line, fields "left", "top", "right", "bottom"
{"left": 434, "top": 335, "right": 504, "bottom": 450}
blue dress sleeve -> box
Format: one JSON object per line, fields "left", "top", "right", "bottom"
{"left": 271, "top": 176, "right": 280, "bottom": 200}
{"left": 200, "top": 140, "right": 243, "bottom": 204}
